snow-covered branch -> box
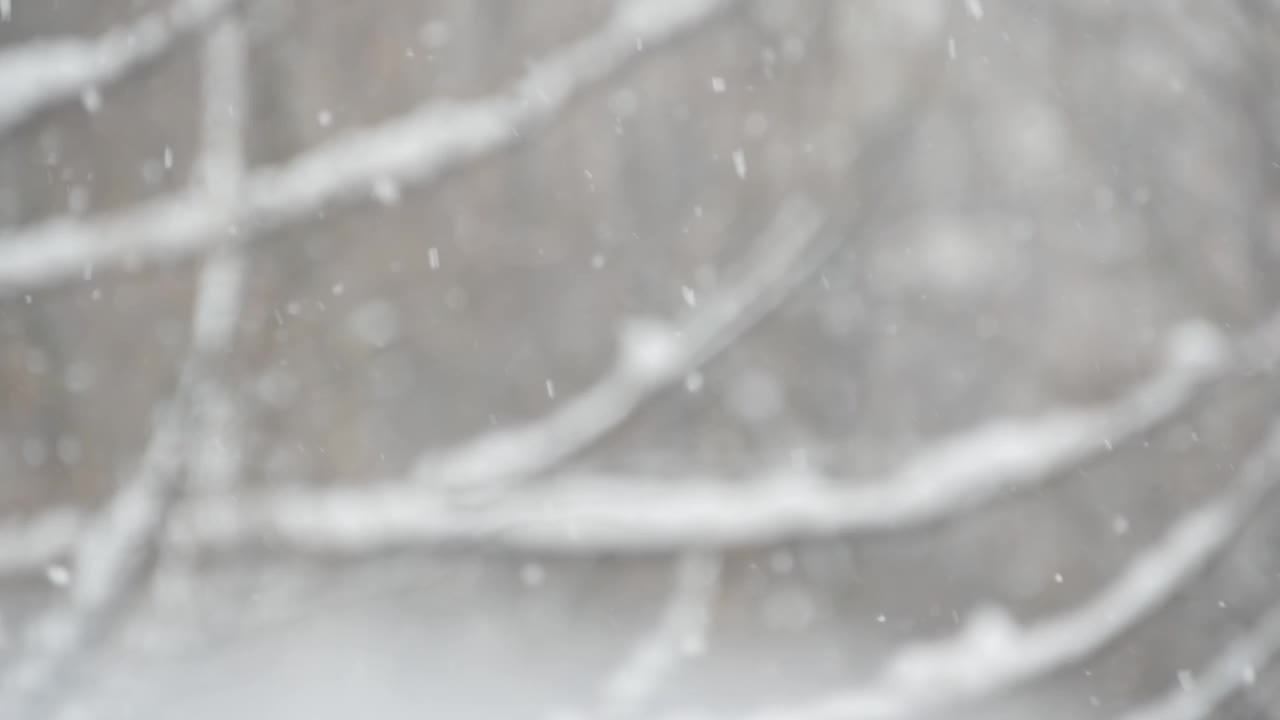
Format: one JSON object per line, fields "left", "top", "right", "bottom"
{"left": 0, "top": 308, "right": 1245, "bottom": 570}
{"left": 597, "top": 552, "right": 723, "bottom": 717}
{"left": 1118, "top": 603, "right": 1280, "bottom": 720}
{"left": 186, "top": 14, "right": 247, "bottom": 493}
{"left": 168, "top": 319, "right": 1228, "bottom": 556}
{"left": 0, "top": 403, "right": 187, "bottom": 717}
{"left": 0, "top": 0, "right": 737, "bottom": 295}
{"left": 416, "top": 194, "right": 828, "bottom": 489}
{"left": 672, "top": 420, "right": 1280, "bottom": 720}
{"left": 0, "top": 0, "right": 235, "bottom": 137}
{"left": 0, "top": 20, "right": 251, "bottom": 717}
{"left": 0, "top": 190, "right": 825, "bottom": 575}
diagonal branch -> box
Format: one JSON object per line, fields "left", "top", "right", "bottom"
{"left": 0, "top": 16, "right": 250, "bottom": 718}
{"left": 0, "top": 509, "right": 83, "bottom": 577}
{"left": 597, "top": 551, "right": 723, "bottom": 718}
{"left": 0, "top": 308, "right": 1245, "bottom": 568}
{"left": 168, "top": 319, "right": 1228, "bottom": 556}
{"left": 0, "top": 401, "right": 187, "bottom": 717}
{"left": 1117, "top": 603, "right": 1280, "bottom": 720}
{"left": 0, "top": 0, "right": 738, "bottom": 295}
{"left": 671, "top": 419, "right": 1280, "bottom": 720}
{"left": 0, "top": 191, "right": 828, "bottom": 574}
{"left": 417, "top": 194, "right": 829, "bottom": 489}
{"left": 186, "top": 10, "right": 248, "bottom": 493}
{"left": 0, "top": 0, "right": 236, "bottom": 137}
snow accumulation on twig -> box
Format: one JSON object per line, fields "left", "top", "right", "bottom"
{"left": 0, "top": 403, "right": 187, "bottom": 716}
{"left": 0, "top": 0, "right": 737, "bottom": 295}
{"left": 413, "top": 194, "right": 829, "bottom": 489}
{"left": 668, "top": 420, "right": 1280, "bottom": 720}
{"left": 168, "top": 318, "right": 1230, "bottom": 556}
{"left": 595, "top": 552, "right": 723, "bottom": 718}
{"left": 0, "top": 0, "right": 235, "bottom": 137}
{"left": 1117, "top": 602, "right": 1280, "bottom": 720}
{"left": 0, "top": 288, "right": 1260, "bottom": 570}
{"left": 0, "top": 190, "right": 825, "bottom": 574}
{"left": 0, "top": 20, "right": 250, "bottom": 718}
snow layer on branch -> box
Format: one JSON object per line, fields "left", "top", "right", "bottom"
{"left": 686, "top": 420, "right": 1280, "bottom": 719}
{"left": 1119, "top": 603, "right": 1280, "bottom": 720}
{"left": 0, "top": 0, "right": 235, "bottom": 136}
{"left": 0, "top": 19, "right": 251, "bottom": 717}
{"left": 0, "top": 0, "right": 736, "bottom": 295}
{"left": 169, "top": 319, "right": 1229, "bottom": 555}
{"left": 599, "top": 552, "right": 723, "bottom": 716}
{"left": 0, "top": 405, "right": 186, "bottom": 714}
{"left": 415, "top": 195, "right": 827, "bottom": 488}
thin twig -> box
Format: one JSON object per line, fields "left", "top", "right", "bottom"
{"left": 597, "top": 552, "right": 723, "bottom": 718}
{"left": 416, "top": 194, "right": 829, "bottom": 489}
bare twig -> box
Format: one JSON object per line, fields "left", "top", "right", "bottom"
{"left": 0, "top": 0, "right": 236, "bottom": 137}
{"left": 667, "top": 420, "right": 1280, "bottom": 720}
{"left": 168, "top": 319, "right": 1228, "bottom": 556}
{"left": 0, "top": 0, "right": 737, "bottom": 295}
{"left": 1117, "top": 603, "right": 1280, "bottom": 720}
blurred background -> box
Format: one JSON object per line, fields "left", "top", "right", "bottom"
{"left": 1, "top": 0, "right": 1280, "bottom": 718}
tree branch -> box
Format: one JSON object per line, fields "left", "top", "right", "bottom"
{"left": 669, "top": 419, "right": 1280, "bottom": 719}
{"left": 0, "top": 0, "right": 737, "bottom": 295}
{"left": 1117, "top": 604, "right": 1280, "bottom": 720}
{"left": 0, "top": 190, "right": 828, "bottom": 574}
{"left": 0, "top": 509, "right": 83, "bottom": 577}
{"left": 596, "top": 552, "right": 723, "bottom": 718}
{"left": 415, "top": 194, "right": 828, "bottom": 489}
{"left": 0, "top": 0, "right": 235, "bottom": 137}
{"left": 0, "top": 16, "right": 250, "bottom": 717}
{"left": 0, "top": 402, "right": 187, "bottom": 717}
{"left": 168, "top": 319, "right": 1228, "bottom": 556}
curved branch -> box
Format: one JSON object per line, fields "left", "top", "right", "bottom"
{"left": 0, "top": 403, "right": 186, "bottom": 716}
{"left": 0, "top": 0, "right": 737, "bottom": 295}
